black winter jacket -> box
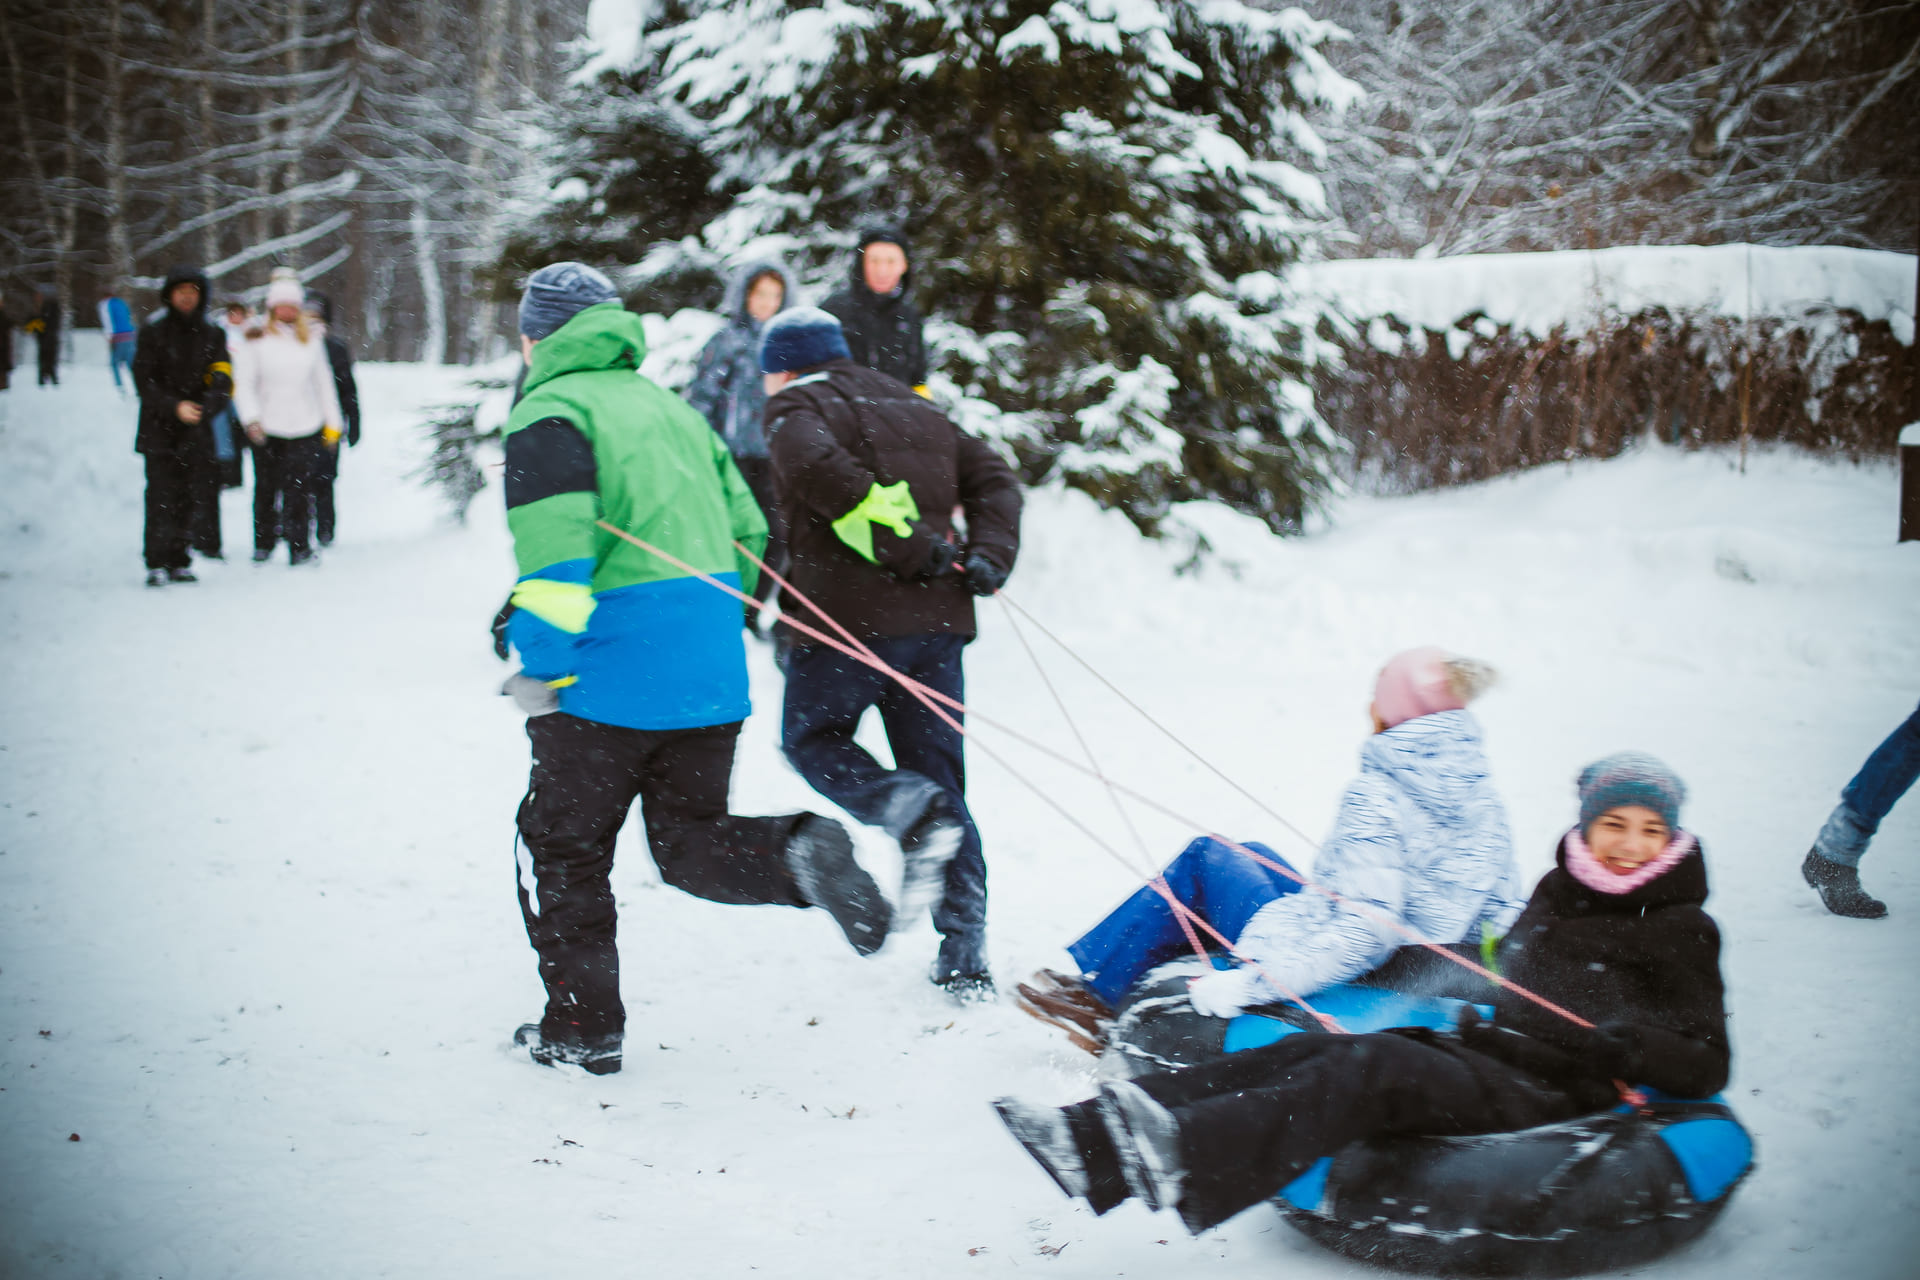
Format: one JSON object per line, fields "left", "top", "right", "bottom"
{"left": 1459, "top": 836, "right": 1730, "bottom": 1106}
{"left": 324, "top": 334, "right": 361, "bottom": 445}
{"left": 821, "top": 231, "right": 928, "bottom": 387}
{"left": 766, "top": 359, "right": 1021, "bottom": 644}
{"left": 133, "top": 267, "right": 231, "bottom": 456}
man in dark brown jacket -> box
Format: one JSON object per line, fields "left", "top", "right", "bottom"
{"left": 761, "top": 307, "right": 1022, "bottom": 1000}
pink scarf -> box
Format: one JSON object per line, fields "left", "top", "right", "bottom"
{"left": 1564, "top": 826, "right": 1697, "bottom": 895}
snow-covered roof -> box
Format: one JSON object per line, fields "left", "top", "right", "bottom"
{"left": 1297, "top": 245, "right": 1916, "bottom": 346}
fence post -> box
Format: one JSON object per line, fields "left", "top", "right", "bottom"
{"left": 1902, "top": 423, "right": 1919, "bottom": 543}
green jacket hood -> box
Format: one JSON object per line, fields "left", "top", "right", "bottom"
{"left": 523, "top": 303, "right": 647, "bottom": 393}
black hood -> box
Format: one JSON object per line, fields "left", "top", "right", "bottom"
{"left": 305, "top": 289, "right": 335, "bottom": 326}
{"left": 1546, "top": 834, "right": 1710, "bottom": 915}
{"left": 159, "top": 265, "right": 211, "bottom": 321}
{"left": 849, "top": 225, "right": 911, "bottom": 300}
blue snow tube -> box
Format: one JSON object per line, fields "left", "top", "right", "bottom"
{"left": 1106, "top": 975, "right": 1755, "bottom": 1277}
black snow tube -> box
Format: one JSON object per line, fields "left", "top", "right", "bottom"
{"left": 1104, "top": 972, "right": 1755, "bottom": 1278}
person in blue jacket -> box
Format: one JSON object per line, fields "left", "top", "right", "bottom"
{"left": 685, "top": 259, "right": 793, "bottom": 629}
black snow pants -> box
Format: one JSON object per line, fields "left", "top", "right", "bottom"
{"left": 142, "top": 449, "right": 196, "bottom": 571}
{"left": 1064, "top": 1031, "right": 1587, "bottom": 1233}
{"left": 253, "top": 432, "right": 326, "bottom": 557}
{"left": 514, "top": 712, "right": 811, "bottom": 1046}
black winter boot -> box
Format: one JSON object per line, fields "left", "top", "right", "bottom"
{"left": 786, "top": 815, "right": 891, "bottom": 955}
{"left": 514, "top": 1023, "right": 622, "bottom": 1075}
{"left": 1802, "top": 850, "right": 1887, "bottom": 919}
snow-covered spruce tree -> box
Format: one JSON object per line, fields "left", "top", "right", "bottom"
{"left": 526, "top": 0, "right": 1358, "bottom": 533}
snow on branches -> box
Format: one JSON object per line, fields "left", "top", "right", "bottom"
{"left": 531, "top": 0, "right": 1361, "bottom": 532}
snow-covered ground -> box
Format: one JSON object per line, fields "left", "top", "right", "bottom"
{"left": 3, "top": 343, "right": 1917, "bottom": 1278}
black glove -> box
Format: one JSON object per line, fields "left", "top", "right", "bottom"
{"left": 1585, "top": 1022, "right": 1642, "bottom": 1079}
{"left": 961, "top": 550, "right": 1007, "bottom": 596}
{"left": 491, "top": 597, "right": 516, "bottom": 661}
{"left": 920, "top": 537, "right": 960, "bottom": 579}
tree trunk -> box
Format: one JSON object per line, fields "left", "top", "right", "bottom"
{"left": 103, "top": 0, "right": 135, "bottom": 289}
{"left": 55, "top": 25, "right": 80, "bottom": 345}
{"left": 463, "top": 0, "right": 513, "bottom": 363}
{"left": 199, "top": 0, "right": 221, "bottom": 268}
{"left": 282, "top": 0, "right": 307, "bottom": 243}
{"left": 412, "top": 198, "right": 446, "bottom": 366}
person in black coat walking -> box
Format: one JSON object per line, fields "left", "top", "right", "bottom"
{"left": 993, "top": 752, "right": 1730, "bottom": 1236}
{"left": 26, "top": 286, "right": 60, "bottom": 386}
{"left": 821, "top": 227, "right": 928, "bottom": 390}
{"left": 761, "top": 308, "right": 1022, "bottom": 999}
{"left": 302, "top": 291, "right": 360, "bottom": 546}
{"left": 0, "top": 289, "right": 13, "bottom": 391}
{"left": 133, "top": 266, "right": 232, "bottom": 585}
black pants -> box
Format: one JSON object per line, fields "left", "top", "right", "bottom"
{"left": 1065, "top": 1032, "right": 1584, "bottom": 1233}
{"left": 732, "top": 454, "right": 784, "bottom": 622}
{"left": 253, "top": 432, "right": 327, "bottom": 556}
{"left": 143, "top": 449, "right": 197, "bottom": 570}
{"left": 514, "top": 713, "right": 810, "bottom": 1045}
{"left": 189, "top": 444, "right": 224, "bottom": 557}
{"left": 35, "top": 336, "right": 57, "bottom": 385}
{"left": 312, "top": 443, "right": 340, "bottom": 544}
{"left": 782, "top": 633, "right": 986, "bottom": 976}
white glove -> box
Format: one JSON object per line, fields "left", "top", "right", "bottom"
{"left": 502, "top": 672, "right": 561, "bottom": 716}
{"left": 1186, "top": 966, "right": 1259, "bottom": 1019}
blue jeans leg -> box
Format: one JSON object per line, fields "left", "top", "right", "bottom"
{"left": 1817, "top": 700, "right": 1920, "bottom": 867}
{"left": 782, "top": 633, "right": 986, "bottom": 973}
{"left": 1067, "top": 836, "right": 1304, "bottom": 1007}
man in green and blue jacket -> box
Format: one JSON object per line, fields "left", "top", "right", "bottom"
{"left": 500, "top": 264, "right": 889, "bottom": 1077}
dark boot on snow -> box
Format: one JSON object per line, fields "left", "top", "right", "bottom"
{"left": 514, "top": 1023, "right": 622, "bottom": 1075}
{"left": 166, "top": 567, "right": 198, "bottom": 584}
{"left": 1803, "top": 849, "right": 1887, "bottom": 919}
{"left": 145, "top": 569, "right": 168, "bottom": 588}
{"left": 1098, "top": 1081, "right": 1186, "bottom": 1214}
{"left": 934, "top": 968, "right": 997, "bottom": 1005}
{"left": 881, "top": 779, "right": 963, "bottom": 924}
{"left": 991, "top": 1097, "right": 1089, "bottom": 1199}
{"left": 787, "top": 815, "right": 891, "bottom": 955}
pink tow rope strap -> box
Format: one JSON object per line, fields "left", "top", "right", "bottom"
{"left": 727, "top": 536, "right": 1339, "bottom": 1031}
{"left": 596, "top": 521, "right": 1584, "bottom": 1039}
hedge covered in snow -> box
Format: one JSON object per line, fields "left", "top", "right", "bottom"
{"left": 1300, "top": 245, "right": 1916, "bottom": 492}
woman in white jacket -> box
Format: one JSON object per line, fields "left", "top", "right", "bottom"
{"left": 1016, "top": 648, "right": 1527, "bottom": 1051}
{"left": 232, "top": 274, "right": 343, "bottom": 565}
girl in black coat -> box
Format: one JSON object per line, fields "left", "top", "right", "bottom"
{"left": 994, "top": 752, "right": 1729, "bottom": 1235}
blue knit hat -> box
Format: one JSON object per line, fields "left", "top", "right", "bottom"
{"left": 519, "top": 262, "right": 620, "bottom": 340}
{"left": 1577, "top": 752, "right": 1687, "bottom": 833}
{"left": 759, "top": 306, "right": 851, "bottom": 373}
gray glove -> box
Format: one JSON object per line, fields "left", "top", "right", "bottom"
{"left": 501, "top": 672, "right": 561, "bottom": 716}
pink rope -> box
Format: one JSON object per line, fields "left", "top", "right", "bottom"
{"left": 728, "top": 537, "right": 1338, "bottom": 1030}
{"left": 599, "top": 521, "right": 1581, "bottom": 1034}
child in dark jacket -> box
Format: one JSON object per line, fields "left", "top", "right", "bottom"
{"left": 993, "top": 752, "right": 1728, "bottom": 1236}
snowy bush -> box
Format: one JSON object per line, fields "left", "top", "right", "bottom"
{"left": 504, "top": 0, "right": 1362, "bottom": 533}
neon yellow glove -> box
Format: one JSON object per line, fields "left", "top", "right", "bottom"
{"left": 831, "top": 480, "right": 919, "bottom": 564}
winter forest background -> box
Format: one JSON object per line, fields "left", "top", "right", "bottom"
{"left": 2, "top": 0, "right": 1915, "bottom": 528}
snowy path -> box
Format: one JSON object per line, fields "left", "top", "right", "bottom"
{"left": 2, "top": 351, "right": 1917, "bottom": 1278}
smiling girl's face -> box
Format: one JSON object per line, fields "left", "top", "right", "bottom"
{"left": 1587, "top": 805, "right": 1672, "bottom": 875}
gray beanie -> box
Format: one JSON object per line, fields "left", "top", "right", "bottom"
{"left": 1576, "top": 752, "right": 1687, "bottom": 833}
{"left": 519, "top": 262, "right": 620, "bottom": 340}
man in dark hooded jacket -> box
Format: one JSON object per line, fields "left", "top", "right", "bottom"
{"left": 821, "top": 227, "right": 928, "bottom": 390}
{"left": 302, "top": 290, "right": 360, "bottom": 546}
{"left": 133, "top": 266, "right": 231, "bottom": 585}
{"left": 761, "top": 307, "right": 1022, "bottom": 999}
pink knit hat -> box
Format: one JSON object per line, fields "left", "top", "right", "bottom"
{"left": 1373, "top": 646, "right": 1470, "bottom": 729}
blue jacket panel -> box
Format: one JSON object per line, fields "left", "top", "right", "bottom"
{"left": 510, "top": 571, "right": 752, "bottom": 732}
